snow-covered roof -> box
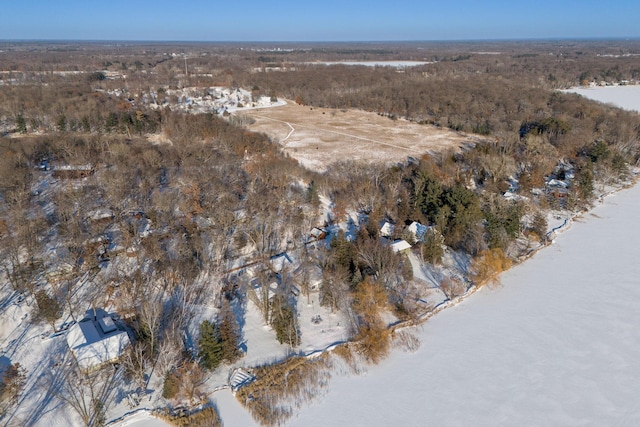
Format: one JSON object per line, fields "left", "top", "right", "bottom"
{"left": 310, "top": 227, "right": 326, "bottom": 239}
{"left": 251, "top": 280, "right": 279, "bottom": 304}
{"left": 503, "top": 191, "right": 529, "bottom": 202}
{"left": 66, "top": 316, "right": 130, "bottom": 371}
{"left": 380, "top": 221, "right": 395, "bottom": 238}
{"left": 407, "top": 221, "right": 429, "bottom": 242}
{"left": 98, "top": 315, "right": 117, "bottom": 333}
{"left": 391, "top": 239, "right": 412, "bottom": 253}
{"left": 547, "top": 179, "right": 569, "bottom": 189}
{"left": 269, "top": 253, "right": 292, "bottom": 272}
{"left": 56, "top": 164, "right": 93, "bottom": 171}
{"left": 87, "top": 209, "right": 114, "bottom": 222}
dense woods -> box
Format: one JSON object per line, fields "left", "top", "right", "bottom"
{"left": 1, "top": 40, "right": 639, "bottom": 426}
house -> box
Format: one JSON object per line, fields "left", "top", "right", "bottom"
{"left": 407, "top": 221, "right": 429, "bottom": 242}
{"left": 87, "top": 209, "right": 114, "bottom": 223}
{"left": 269, "top": 252, "right": 293, "bottom": 273}
{"left": 502, "top": 191, "right": 528, "bottom": 202}
{"left": 249, "top": 278, "right": 280, "bottom": 306}
{"left": 546, "top": 179, "right": 569, "bottom": 198}
{"left": 391, "top": 239, "right": 412, "bottom": 253}
{"left": 66, "top": 310, "right": 130, "bottom": 372}
{"left": 380, "top": 221, "right": 395, "bottom": 238}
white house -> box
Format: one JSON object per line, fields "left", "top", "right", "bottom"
{"left": 66, "top": 312, "right": 130, "bottom": 372}
{"left": 391, "top": 239, "right": 412, "bottom": 253}
{"left": 380, "top": 221, "right": 395, "bottom": 238}
{"left": 407, "top": 221, "right": 429, "bottom": 242}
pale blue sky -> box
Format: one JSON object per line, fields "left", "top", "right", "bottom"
{"left": 2, "top": 1, "right": 639, "bottom": 41}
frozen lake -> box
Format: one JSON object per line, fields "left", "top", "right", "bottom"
{"left": 563, "top": 85, "right": 640, "bottom": 112}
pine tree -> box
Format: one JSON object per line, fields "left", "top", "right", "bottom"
{"left": 422, "top": 228, "right": 444, "bottom": 264}
{"left": 15, "top": 114, "right": 27, "bottom": 134}
{"left": 198, "top": 320, "right": 223, "bottom": 371}
{"left": 217, "top": 299, "right": 242, "bottom": 363}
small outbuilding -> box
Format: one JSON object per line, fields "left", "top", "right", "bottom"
{"left": 309, "top": 227, "right": 327, "bottom": 242}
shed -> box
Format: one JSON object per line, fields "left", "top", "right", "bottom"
{"left": 310, "top": 227, "right": 327, "bottom": 241}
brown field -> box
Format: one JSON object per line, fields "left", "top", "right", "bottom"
{"left": 243, "top": 101, "right": 482, "bottom": 171}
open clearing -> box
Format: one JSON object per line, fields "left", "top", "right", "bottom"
{"left": 243, "top": 101, "right": 480, "bottom": 171}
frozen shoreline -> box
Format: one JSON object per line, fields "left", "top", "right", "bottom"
{"left": 286, "top": 164, "right": 640, "bottom": 427}
{"left": 218, "top": 83, "right": 640, "bottom": 427}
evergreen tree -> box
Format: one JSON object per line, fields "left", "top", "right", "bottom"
{"left": 414, "top": 171, "right": 443, "bottom": 223}
{"left": 56, "top": 115, "right": 67, "bottom": 132}
{"left": 422, "top": 228, "right": 445, "bottom": 264}
{"left": 81, "top": 116, "right": 91, "bottom": 133}
{"left": 198, "top": 320, "right": 223, "bottom": 371}
{"left": 531, "top": 211, "right": 548, "bottom": 242}
{"left": 217, "top": 299, "right": 242, "bottom": 363}
{"left": 15, "top": 114, "right": 27, "bottom": 134}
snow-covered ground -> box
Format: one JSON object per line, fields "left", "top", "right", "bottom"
{"left": 109, "top": 411, "right": 171, "bottom": 427}
{"left": 285, "top": 168, "right": 640, "bottom": 426}
{"left": 562, "top": 85, "right": 640, "bottom": 112}
{"left": 216, "top": 80, "right": 640, "bottom": 427}
{"left": 305, "top": 61, "right": 434, "bottom": 68}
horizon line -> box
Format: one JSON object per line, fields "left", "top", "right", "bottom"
{"left": 2, "top": 36, "right": 640, "bottom": 45}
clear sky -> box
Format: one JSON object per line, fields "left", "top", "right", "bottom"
{"left": 2, "top": 0, "right": 639, "bottom": 42}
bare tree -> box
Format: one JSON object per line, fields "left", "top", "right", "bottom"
{"left": 356, "top": 237, "right": 402, "bottom": 288}
{"left": 56, "top": 361, "right": 122, "bottom": 427}
{"left": 439, "top": 276, "right": 467, "bottom": 301}
{"left": 138, "top": 286, "right": 164, "bottom": 356}
{"left": 120, "top": 342, "right": 149, "bottom": 393}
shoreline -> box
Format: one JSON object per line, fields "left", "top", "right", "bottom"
{"left": 286, "top": 160, "right": 640, "bottom": 427}
{"left": 203, "top": 175, "right": 639, "bottom": 427}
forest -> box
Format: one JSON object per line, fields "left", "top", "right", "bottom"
{"left": 0, "top": 40, "right": 639, "bottom": 426}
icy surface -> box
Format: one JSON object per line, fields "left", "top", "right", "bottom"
{"left": 563, "top": 85, "right": 640, "bottom": 112}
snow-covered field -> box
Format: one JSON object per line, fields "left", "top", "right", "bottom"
{"left": 245, "top": 101, "right": 476, "bottom": 172}
{"left": 217, "top": 85, "right": 640, "bottom": 426}
{"left": 305, "top": 61, "right": 433, "bottom": 68}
